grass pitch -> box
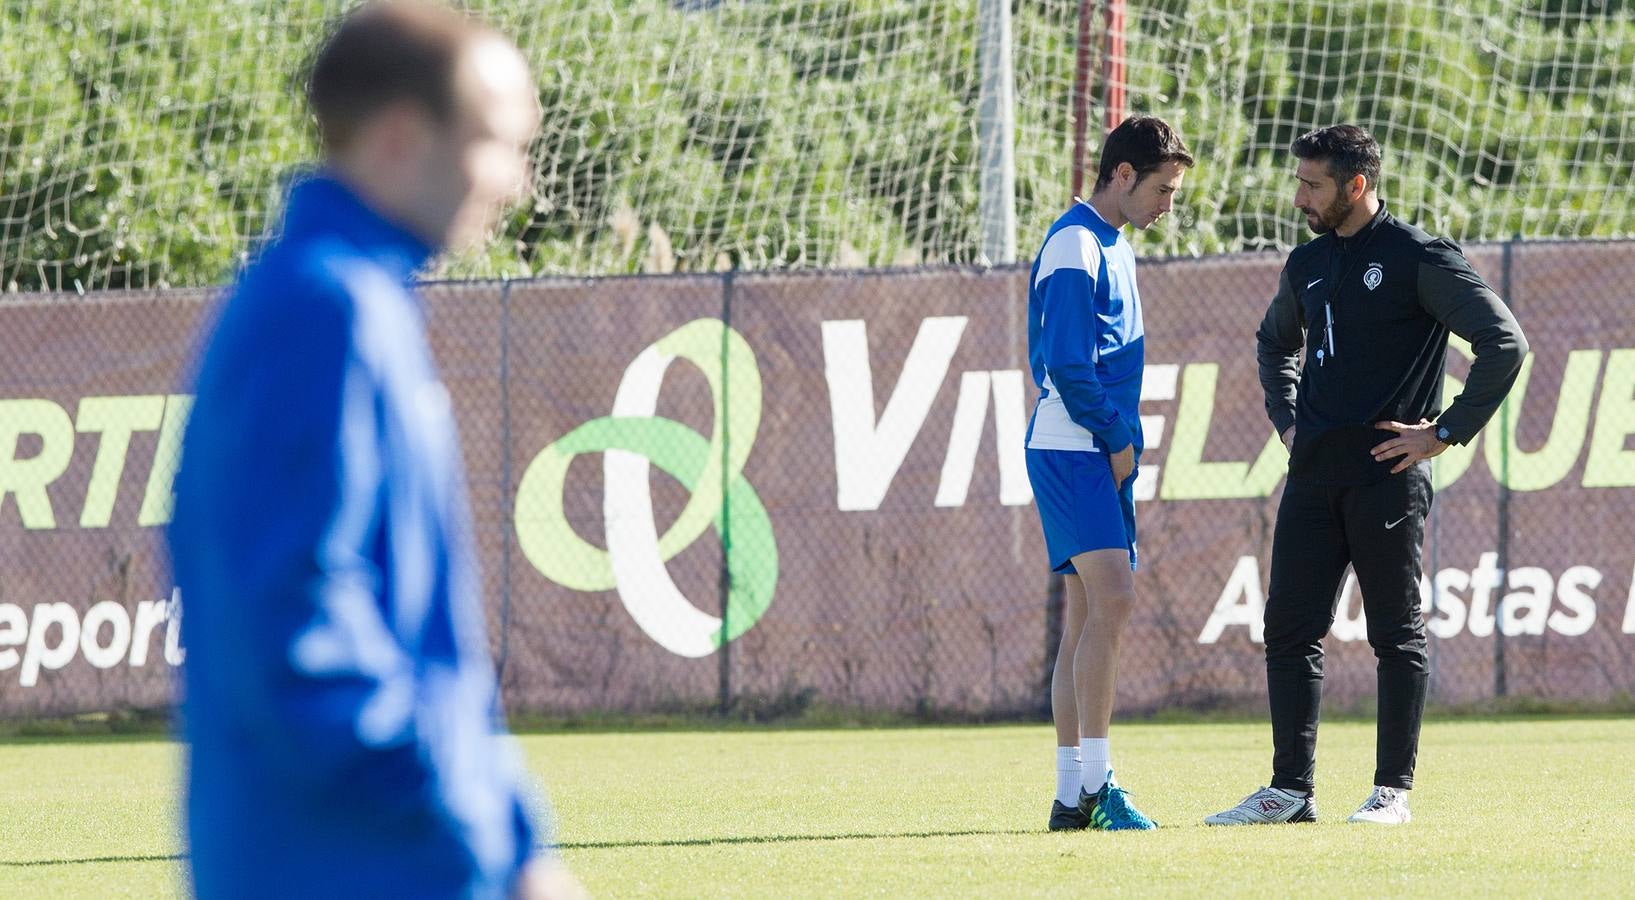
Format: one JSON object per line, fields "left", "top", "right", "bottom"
{"left": 3, "top": 717, "right": 1630, "bottom": 897}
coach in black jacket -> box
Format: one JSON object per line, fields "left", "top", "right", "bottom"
{"left": 1206, "top": 125, "right": 1528, "bottom": 827}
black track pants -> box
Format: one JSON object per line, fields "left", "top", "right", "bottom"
{"left": 1264, "top": 464, "right": 1431, "bottom": 794}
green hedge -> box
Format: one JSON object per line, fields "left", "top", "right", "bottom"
{"left": 2, "top": 0, "right": 1631, "bottom": 291}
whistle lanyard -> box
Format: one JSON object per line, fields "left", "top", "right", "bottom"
{"left": 1318, "top": 217, "right": 1381, "bottom": 367}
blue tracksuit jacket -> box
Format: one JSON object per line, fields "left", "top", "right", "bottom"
{"left": 1025, "top": 200, "right": 1145, "bottom": 455}
{"left": 170, "top": 175, "right": 540, "bottom": 899}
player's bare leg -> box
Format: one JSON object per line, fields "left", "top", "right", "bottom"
{"left": 1072, "top": 548, "right": 1136, "bottom": 742}
{"left": 1069, "top": 547, "right": 1156, "bottom": 829}
{"left": 1052, "top": 573, "right": 1089, "bottom": 747}
{"left": 1047, "top": 573, "right": 1091, "bottom": 829}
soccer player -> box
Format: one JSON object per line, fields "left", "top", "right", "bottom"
{"left": 170, "top": 4, "right": 580, "bottom": 897}
{"left": 1028, "top": 116, "right": 1193, "bottom": 831}
{"left": 1205, "top": 125, "right": 1527, "bottom": 827}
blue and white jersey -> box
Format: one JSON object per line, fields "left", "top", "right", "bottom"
{"left": 1025, "top": 200, "right": 1145, "bottom": 454}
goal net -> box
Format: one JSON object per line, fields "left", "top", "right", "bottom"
{"left": 2, "top": 0, "right": 1631, "bottom": 291}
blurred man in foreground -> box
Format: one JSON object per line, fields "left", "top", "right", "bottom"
{"left": 170, "top": 3, "right": 580, "bottom": 896}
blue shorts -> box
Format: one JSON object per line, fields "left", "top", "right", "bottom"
{"left": 1026, "top": 447, "right": 1138, "bottom": 573}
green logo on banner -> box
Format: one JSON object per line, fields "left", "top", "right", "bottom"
{"left": 514, "top": 319, "right": 777, "bottom": 657}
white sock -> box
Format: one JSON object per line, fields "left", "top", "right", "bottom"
{"left": 1055, "top": 747, "right": 1082, "bottom": 806}
{"left": 1079, "top": 737, "right": 1111, "bottom": 793}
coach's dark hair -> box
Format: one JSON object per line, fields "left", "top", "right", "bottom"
{"left": 1292, "top": 124, "right": 1382, "bottom": 191}
{"left": 306, "top": 2, "right": 488, "bottom": 153}
{"left": 1094, "top": 116, "right": 1195, "bottom": 191}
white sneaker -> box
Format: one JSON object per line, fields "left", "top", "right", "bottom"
{"left": 1347, "top": 786, "right": 1411, "bottom": 824}
{"left": 1204, "top": 786, "right": 1318, "bottom": 825}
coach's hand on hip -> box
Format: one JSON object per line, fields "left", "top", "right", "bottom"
{"left": 1371, "top": 419, "right": 1449, "bottom": 474}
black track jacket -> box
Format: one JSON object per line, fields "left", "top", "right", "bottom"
{"left": 1256, "top": 203, "right": 1529, "bottom": 485}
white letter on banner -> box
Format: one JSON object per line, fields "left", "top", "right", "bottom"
{"left": 1198, "top": 555, "right": 1265, "bottom": 644}
{"left": 935, "top": 370, "right": 1033, "bottom": 508}
{"left": 1623, "top": 564, "right": 1635, "bottom": 635}
{"left": 164, "top": 588, "right": 186, "bottom": 666}
{"left": 935, "top": 371, "right": 991, "bottom": 508}
{"left": 1467, "top": 551, "right": 1501, "bottom": 638}
{"left": 0, "top": 603, "right": 26, "bottom": 671}
{"left": 80, "top": 601, "right": 133, "bottom": 669}
{"left": 129, "top": 599, "right": 169, "bottom": 667}
{"left": 1430, "top": 567, "right": 1470, "bottom": 639}
{"left": 824, "top": 317, "right": 966, "bottom": 511}
{"left": 1501, "top": 567, "right": 1555, "bottom": 636}
{"left": 1550, "top": 566, "right": 1599, "bottom": 637}
{"left": 21, "top": 602, "right": 80, "bottom": 687}
{"left": 989, "top": 369, "right": 1032, "bottom": 506}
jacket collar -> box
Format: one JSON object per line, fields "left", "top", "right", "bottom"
{"left": 1334, "top": 200, "right": 1390, "bottom": 251}
{"left": 280, "top": 172, "right": 437, "bottom": 283}
{"left": 1076, "top": 197, "right": 1124, "bottom": 241}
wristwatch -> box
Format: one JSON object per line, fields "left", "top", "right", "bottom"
{"left": 1434, "top": 424, "right": 1454, "bottom": 446}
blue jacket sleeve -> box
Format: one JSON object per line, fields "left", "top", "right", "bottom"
{"left": 1039, "top": 267, "right": 1135, "bottom": 453}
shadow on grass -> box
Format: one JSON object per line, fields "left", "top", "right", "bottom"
{"left": 0, "top": 853, "right": 184, "bottom": 867}
{"left": 1, "top": 830, "right": 1043, "bottom": 866}
{"left": 0, "top": 831, "right": 1039, "bottom": 870}
{"left": 560, "top": 828, "right": 1036, "bottom": 850}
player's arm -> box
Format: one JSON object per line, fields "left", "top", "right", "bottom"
{"left": 1037, "top": 241, "right": 1134, "bottom": 455}
{"left": 1255, "top": 266, "right": 1304, "bottom": 443}
{"left": 1416, "top": 239, "right": 1529, "bottom": 444}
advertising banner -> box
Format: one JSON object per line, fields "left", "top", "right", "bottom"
{"left": 3, "top": 245, "right": 1632, "bottom": 717}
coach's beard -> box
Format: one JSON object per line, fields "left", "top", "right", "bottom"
{"left": 1302, "top": 194, "right": 1353, "bottom": 235}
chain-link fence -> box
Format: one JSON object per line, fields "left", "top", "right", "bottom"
{"left": 2, "top": 245, "right": 1633, "bottom": 720}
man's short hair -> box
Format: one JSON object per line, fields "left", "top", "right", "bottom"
{"left": 1292, "top": 125, "right": 1382, "bottom": 191}
{"left": 306, "top": 1, "right": 489, "bottom": 152}
{"left": 1094, "top": 116, "right": 1196, "bottom": 191}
